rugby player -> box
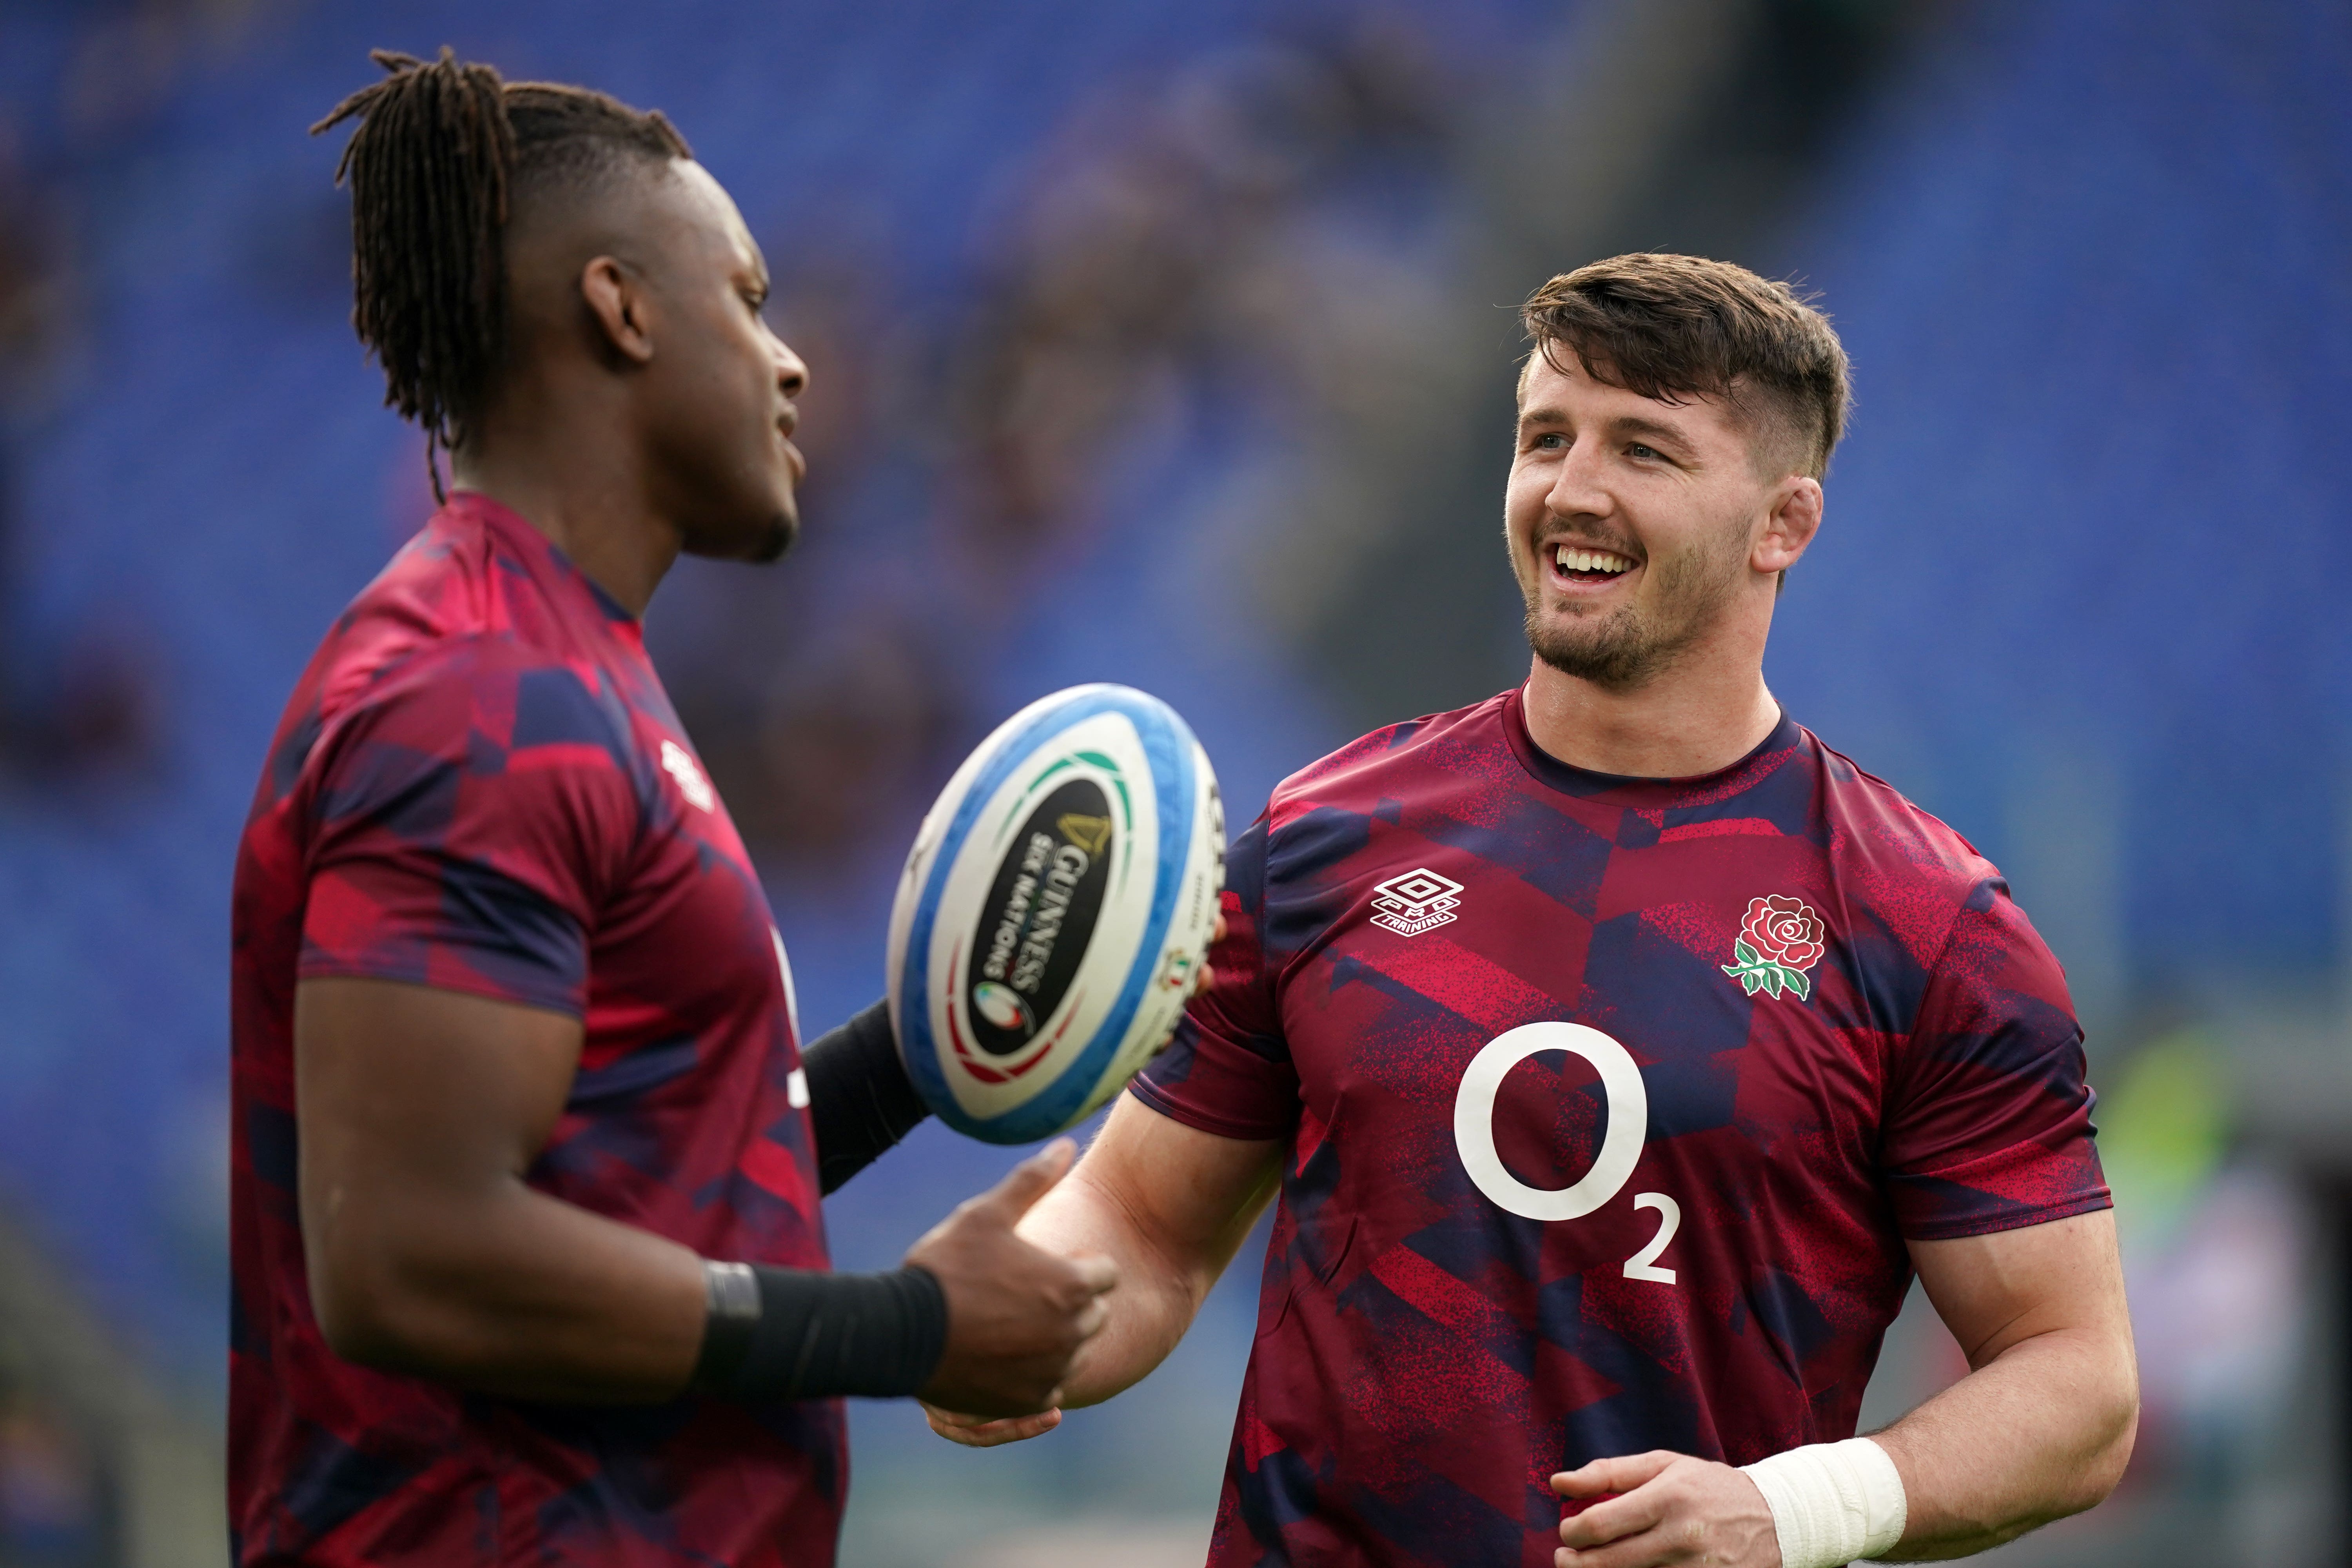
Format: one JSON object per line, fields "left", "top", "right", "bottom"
{"left": 926, "top": 255, "right": 2139, "bottom": 1568}
{"left": 229, "top": 51, "right": 1116, "bottom": 1566}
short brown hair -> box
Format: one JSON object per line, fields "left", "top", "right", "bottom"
{"left": 1519, "top": 254, "right": 1851, "bottom": 479}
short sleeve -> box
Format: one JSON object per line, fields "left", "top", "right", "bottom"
{"left": 1881, "top": 877, "right": 2112, "bottom": 1240}
{"left": 297, "top": 641, "right": 642, "bottom": 1017}
{"left": 1128, "top": 813, "right": 1301, "bottom": 1141}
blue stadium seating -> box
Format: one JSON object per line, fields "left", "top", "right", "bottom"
{"left": 0, "top": 0, "right": 2345, "bottom": 1460}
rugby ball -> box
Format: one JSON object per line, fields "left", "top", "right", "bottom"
{"left": 886, "top": 685, "right": 1225, "bottom": 1143}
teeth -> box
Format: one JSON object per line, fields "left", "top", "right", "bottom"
{"left": 1554, "top": 544, "right": 1633, "bottom": 574}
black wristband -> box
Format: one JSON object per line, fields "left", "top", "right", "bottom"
{"left": 692, "top": 1260, "right": 764, "bottom": 1391}
{"left": 690, "top": 1260, "right": 947, "bottom": 1402}
{"left": 802, "top": 999, "right": 931, "bottom": 1195}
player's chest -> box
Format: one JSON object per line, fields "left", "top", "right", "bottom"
{"left": 590, "top": 706, "right": 788, "bottom": 1028}
{"left": 1278, "top": 841, "right": 1876, "bottom": 1180}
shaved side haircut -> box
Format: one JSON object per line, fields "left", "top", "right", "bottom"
{"left": 313, "top": 48, "right": 691, "bottom": 495}
{"left": 1519, "top": 254, "right": 1852, "bottom": 481}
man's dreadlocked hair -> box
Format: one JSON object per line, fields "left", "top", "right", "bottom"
{"left": 312, "top": 49, "right": 692, "bottom": 499}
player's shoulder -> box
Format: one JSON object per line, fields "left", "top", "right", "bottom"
{"left": 301, "top": 580, "right": 635, "bottom": 800}
{"left": 319, "top": 512, "right": 613, "bottom": 708}
{"left": 303, "top": 512, "right": 498, "bottom": 697}
{"left": 283, "top": 626, "right": 647, "bottom": 863}
{"left": 1263, "top": 690, "right": 1512, "bottom": 831}
{"left": 1801, "top": 726, "right": 2009, "bottom": 920}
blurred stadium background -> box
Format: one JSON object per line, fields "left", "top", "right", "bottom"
{"left": 1, "top": 0, "right": 2349, "bottom": 1563}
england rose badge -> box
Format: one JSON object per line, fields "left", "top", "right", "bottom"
{"left": 1722, "top": 895, "right": 1826, "bottom": 1000}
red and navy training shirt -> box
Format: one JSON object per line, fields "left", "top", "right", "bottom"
{"left": 1131, "top": 690, "right": 2109, "bottom": 1568}
{"left": 229, "top": 494, "right": 836, "bottom": 1566}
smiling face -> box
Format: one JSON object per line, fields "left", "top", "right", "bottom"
{"left": 635, "top": 160, "right": 810, "bottom": 563}
{"left": 1506, "top": 349, "right": 1817, "bottom": 691}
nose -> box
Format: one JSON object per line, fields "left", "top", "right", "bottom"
{"left": 1544, "top": 435, "right": 1613, "bottom": 520}
{"left": 769, "top": 328, "right": 809, "bottom": 399}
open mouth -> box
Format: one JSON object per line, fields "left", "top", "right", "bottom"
{"left": 1546, "top": 541, "right": 1638, "bottom": 588}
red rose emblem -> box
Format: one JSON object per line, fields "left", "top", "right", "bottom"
{"left": 1739, "top": 895, "right": 1825, "bottom": 972}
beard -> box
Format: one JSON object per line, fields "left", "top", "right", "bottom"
{"left": 1520, "top": 517, "right": 1748, "bottom": 691}
{"left": 747, "top": 508, "right": 799, "bottom": 564}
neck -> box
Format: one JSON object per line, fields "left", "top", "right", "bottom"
{"left": 446, "top": 384, "right": 679, "bottom": 617}
{"left": 1520, "top": 609, "right": 1782, "bottom": 779}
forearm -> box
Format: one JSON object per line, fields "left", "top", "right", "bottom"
{"left": 313, "top": 1179, "right": 708, "bottom": 1403}
{"left": 921, "top": 1100, "right": 1282, "bottom": 1442}
{"left": 323, "top": 1187, "right": 947, "bottom": 1408}
{"left": 1871, "top": 1325, "right": 2138, "bottom": 1560}
{"left": 1013, "top": 1169, "right": 1217, "bottom": 1406}
{"left": 1010, "top": 1096, "right": 1281, "bottom": 1410}
{"left": 297, "top": 978, "right": 946, "bottom": 1406}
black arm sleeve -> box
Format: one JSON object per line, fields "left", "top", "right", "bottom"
{"left": 802, "top": 999, "right": 931, "bottom": 1195}
{"left": 691, "top": 1261, "right": 947, "bottom": 1401}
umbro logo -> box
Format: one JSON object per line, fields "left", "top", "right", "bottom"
{"left": 660, "top": 739, "right": 715, "bottom": 813}
{"left": 1369, "top": 868, "right": 1464, "bottom": 938}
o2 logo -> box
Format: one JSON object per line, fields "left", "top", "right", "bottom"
{"left": 1450, "top": 1022, "right": 1681, "bottom": 1284}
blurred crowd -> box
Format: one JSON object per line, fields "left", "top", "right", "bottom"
{"left": 3, "top": 0, "right": 2350, "bottom": 1563}
{"left": 0, "top": 101, "right": 152, "bottom": 788}
{"left": 653, "top": 11, "right": 1478, "bottom": 876}
{"left": 0, "top": 1374, "right": 104, "bottom": 1566}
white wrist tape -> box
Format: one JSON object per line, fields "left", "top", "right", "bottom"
{"left": 1739, "top": 1437, "right": 1906, "bottom": 1568}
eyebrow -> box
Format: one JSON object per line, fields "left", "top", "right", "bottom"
{"left": 1607, "top": 414, "right": 1697, "bottom": 456}
{"left": 1516, "top": 407, "right": 1699, "bottom": 459}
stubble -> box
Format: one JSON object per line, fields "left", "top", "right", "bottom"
{"left": 1519, "top": 514, "right": 1750, "bottom": 691}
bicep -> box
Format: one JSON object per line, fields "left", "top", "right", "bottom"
{"left": 295, "top": 978, "right": 583, "bottom": 1237}
{"left": 292, "top": 978, "right": 710, "bottom": 1390}
{"left": 1907, "top": 1209, "right": 2129, "bottom": 1370}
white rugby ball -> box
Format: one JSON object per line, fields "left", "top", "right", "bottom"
{"left": 886, "top": 684, "right": 1225, "bottom": 1144}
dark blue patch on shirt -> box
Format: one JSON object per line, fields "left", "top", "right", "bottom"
{"left": 1264, "top": 806, "right": 1373, "bottom": 962}
{"left": 1229, "top": 1441, "right": 1329, "bottom": 1551}
{"left": 1922, "top": 996, "right": 2086, "bottom": 1098}
{"left": 512, "top": 667, "right": 632, "bottom": 773}
{"left": 437, "top": 857, "right": 586, "bottom": 1011}
{"left": 1536, "top": 1272, "right": 1704, "bottom": 1461}
{"left": 319, "top": 741, "right": 459, "bottom": 841}
{"left": 270, "top": 705, "right": 324, "bottom": 801}
{"left": 1664, "top": 747, "right": 1823, "bottom": 842}
{"left": 1418, "top": 795, "right": 1613, "bottom": 918}
{"left": 1742, "top": 1266, "right": 1840, "bottom": 1378}
{"left": 1584, "top": 911, "right": 1742, "bottom": 1138}
{"left": 278, "top": 1424, "right": 419, "bottom": 1545}
{"left": 246, "top": 1101, "right": 299, "bottom": 1194}
{"left": 566, "top": 1036, "right": 699, "bottom": 1110}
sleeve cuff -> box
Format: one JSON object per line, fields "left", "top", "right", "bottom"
{"left": 1895, "top": 1189, "right": 2113, "bottom": 1243}
{"left": 1124, "top": 1075, "right": 1295, "bottom": 1142}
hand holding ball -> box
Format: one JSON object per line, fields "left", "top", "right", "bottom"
{"left": 886, "top": 685, "right": 1225, "bottom": 1144}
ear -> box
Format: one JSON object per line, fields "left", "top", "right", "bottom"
{"left": 577, "top": 256, "right": 657, "bottom": 366}
{"left": 1755, "top": 475, "right": 1823, "bottom": 575}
